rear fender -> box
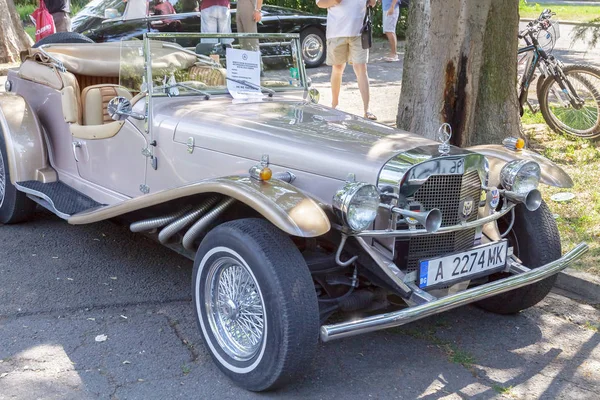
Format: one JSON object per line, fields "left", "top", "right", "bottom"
{"left": 0, "top": 93, "right": 56, "bottom": 184}
{"left": 69, "top": 176, "right": 331, "bottom": 238}
{"left": 467, "top": 144, "right": 573, "bottom": 188}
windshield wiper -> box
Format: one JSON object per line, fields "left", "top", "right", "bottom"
{"left": 226, "top": 77, "right": 275, "bottom": 97}
{"left": 154, "top": 81, "right": 211, "bottom": 100}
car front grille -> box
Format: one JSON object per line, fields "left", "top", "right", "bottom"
{"left": 413, "top": 171, "right": 481, "bottom": 227}
{"left": 396, "top": 170, "right": 482, "bottom": 273}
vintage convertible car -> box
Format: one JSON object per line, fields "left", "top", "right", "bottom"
{"left": 69, "top": 0, "right": 328, "bottom": 67}
{"left": 0, "top": 32, "right": 588, "bottom": 391}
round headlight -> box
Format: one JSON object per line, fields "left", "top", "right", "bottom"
{"left": 500, "top": 160, "right": 541, "bottom": 194}
{"left": 332, "top": 182, "right": 380, "bottom": 232}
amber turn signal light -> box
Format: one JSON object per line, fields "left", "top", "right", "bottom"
{"left": 515, "top": 138, "right": 525, "bottom": 150}
{"left": 259, "top": 167, "right": 272, "bottom": 181}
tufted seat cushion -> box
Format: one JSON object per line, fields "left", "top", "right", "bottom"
{"left": 81, "top": 84, "right": 132, "bottom": 126}
{"left": 188, "top": 65, "right": 227, "bottom": 87}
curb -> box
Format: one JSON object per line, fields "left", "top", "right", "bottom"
{"left": 555, "top": 268, "right": 600, "bottom": 304}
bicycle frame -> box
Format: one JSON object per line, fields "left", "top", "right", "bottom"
{"left": 517, "top": 30, "right": 584, "bottom": 115}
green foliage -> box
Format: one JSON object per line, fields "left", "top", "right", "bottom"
{"left": 572, "top": 17, "right": 600, "bottom": 50}
{"left": 16, "top": 0, "right": 87, "bottom": 22}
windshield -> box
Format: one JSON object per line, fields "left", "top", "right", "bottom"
{"left": 76, "top": 0, "right": 128, "bottom": 19}
{"left": 119, "top": 33, "right": 307, "bottom": 98}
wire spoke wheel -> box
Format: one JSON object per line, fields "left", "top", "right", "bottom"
{"left": 205, "top": 256, "right": 266, "bottom": 362}
{"left": 540, "top": 65, "right": 600, "bottom": 139}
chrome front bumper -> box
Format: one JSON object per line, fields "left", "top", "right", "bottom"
{"left": 320, "top": 242, "right": 588, "bottom": 342}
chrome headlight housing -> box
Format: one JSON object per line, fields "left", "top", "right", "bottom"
{"left": 500, "top": 160, "right": 541, "bottom": 194}
{"left": 332, "top": 182, "right": 380, "bottom": 232}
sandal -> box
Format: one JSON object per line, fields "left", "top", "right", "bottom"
{"left": 364, "top": 111, "right": 377, "bottom": 121}
{"left": 383, "top": 56, "right": 399, "bottom": 62}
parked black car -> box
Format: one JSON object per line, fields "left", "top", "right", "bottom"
{"left": 71, "top": 0, "right": 327, "bottom": 67}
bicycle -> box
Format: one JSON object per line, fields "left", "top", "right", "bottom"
{"left": 518, "top": 9, "right": 600, "bottom": 140}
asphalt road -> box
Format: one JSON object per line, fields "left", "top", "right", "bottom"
{"left": 0, "top": 210, "right": 599, "bottom": 399}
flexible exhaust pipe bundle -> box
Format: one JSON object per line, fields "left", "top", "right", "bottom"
{"left": 158, "top": 196, "right": 221, "bottom": 244}
{"left": 182, "top": 198, "right": 236, "bottom": 250}
{"left": 130, "top": 205, "right": 193, "bottom": 233}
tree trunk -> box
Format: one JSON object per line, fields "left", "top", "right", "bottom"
{"left": 0, "top": 0, "right": 33, "bottom": 64}
{"left": 397, "top": 0, "right": 521, "bottom": 147}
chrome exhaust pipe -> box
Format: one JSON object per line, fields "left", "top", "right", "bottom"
{"left": 130, "top": 205, "right": 192, "bottom": 232}
{"left": 182, "top": 197, "right": 236, "bottom": 250}
{"left": 158, "top": 196, "right": 220, "bottom": 244}
{"left": 503, "top": 189, "right": 542, "bottom": 211}
{"left": 393, "top": 207, "right": 442, "bottom": 233}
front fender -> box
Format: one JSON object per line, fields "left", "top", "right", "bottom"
{"left": 468, "top": 144, "right": 573, "bottom": 188}
{"left": 0, "top": 93, "right": 55, "bottom": 184}
{"left": 68, "top": 176, "right": 331, "bottom": 237}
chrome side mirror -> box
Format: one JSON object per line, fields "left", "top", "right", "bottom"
{"left": 308, "top": 88, "right": 320, "bottom": 104}
{"left": 107, "top": 97, "right": 145, "bottom": 121}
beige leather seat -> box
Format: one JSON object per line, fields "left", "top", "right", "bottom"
{"left": 81, "top": 84, "right": 132, "bottom": 126}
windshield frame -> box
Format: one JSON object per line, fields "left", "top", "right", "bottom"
{"left": 143, "top": 32, "right": 309, "bottom": 99}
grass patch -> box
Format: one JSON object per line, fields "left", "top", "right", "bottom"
{"left": 519, "top": 1, "right": 600, "bottom": 22}
{"left": 24, "top": 26, "right": 35, "bottom": 41}
{"left": 493, "top": 384, "right": 514, "bottom": 395}
{"left": 521, "top": 108, "right": 546, "bottom": 125}
{"left": 584, "top": 321, "right": 599, "bottom": 332}
{"left": 181, "top": 364, "right": 191, "bottom": 375}
{"left": 523, "top": 124, "right": 600, "bottom": 276}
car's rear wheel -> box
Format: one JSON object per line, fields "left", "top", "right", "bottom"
{"left": 476, "top": 201, "right": 560, "bottom": 314}
{"left": 33, "top": 32, "right": 94, "bottom": 48}
{"left": 192, "top": 218, "right": 318, "bottom": 391}
{"left": 301, "top": 27, "right": 326, "bottom": 68}
{"left": 0, "top": 129, "right": 36, "bottom": 224}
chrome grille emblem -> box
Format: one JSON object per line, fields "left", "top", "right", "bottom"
{"left": 459, "top": 197, "right": 475, "bottom": 220}
{"left": 438, "top": 123, "right": 452, "bottom": 155}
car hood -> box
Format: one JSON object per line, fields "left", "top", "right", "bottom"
{"left": 162, "top": 98, "right": 440, "bottom": 184}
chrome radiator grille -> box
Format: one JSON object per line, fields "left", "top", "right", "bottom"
{"left": 403, "top": 229, "right": 477, "bottom": 272}
{"left": 413, "top": 171, "right": 481, "bottom": 227}
{"left": 396, "top": 171, "right": 482, "bottom": 273}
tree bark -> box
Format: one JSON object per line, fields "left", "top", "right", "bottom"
{"left": 0, "top": 0, "right": 33, "bottom": 64}
{"left": 397, "top": 0, "right": 521, "bottom": 147}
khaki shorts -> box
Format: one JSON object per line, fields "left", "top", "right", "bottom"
{"left": 326, "top": 36, "right": 369, "bottom": 66}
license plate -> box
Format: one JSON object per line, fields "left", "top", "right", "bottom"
{"left": 418, "top": 240, "right": 508, "bottom": 289}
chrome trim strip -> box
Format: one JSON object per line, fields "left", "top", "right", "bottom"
{"left": 352, "top": 204, "right": 516, "bottom": 238}
{"left": 320, "top": 242, "right": 588, "bottom": 342}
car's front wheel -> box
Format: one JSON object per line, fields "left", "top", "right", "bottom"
{"left": 476, "top": 200, "right": 560, "bottom": 314}
{"left": 192, "top": 218, "right": 319, "bottom": 391}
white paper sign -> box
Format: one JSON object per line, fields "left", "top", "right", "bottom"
{"left": 226, "top": 48, "right": 262, "bottom": 99}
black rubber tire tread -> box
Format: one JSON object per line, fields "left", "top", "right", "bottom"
{"left": 538, "top": 64, "right": 600, "bottom": 140}
{"left": 476, "top": 200, "right": 561, "bottom": 315}
{"left": 0, "top": 128, "right": 36, "bottom": 224}
{"left": 301, "top": 27, "right": 327, "bottom": 68}
{"left": 192, "top": 218, "right": 319, "bottom": 391}
{"left": 33, "top": 32, "right": 94, "bottom": 48}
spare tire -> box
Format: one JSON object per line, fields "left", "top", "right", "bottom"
{"left": 33, "top": 32, "right": 94, "bottom": 48}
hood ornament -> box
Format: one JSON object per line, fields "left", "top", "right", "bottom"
{"left": 438, "top": 123, "right": 452, "bottom": 155}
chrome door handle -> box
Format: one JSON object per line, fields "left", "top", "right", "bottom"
{"left": 72, "top": 141, "right": 82, "bottom": 162}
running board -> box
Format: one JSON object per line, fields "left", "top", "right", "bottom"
{"left": 16, "top": 180, "right": 104, "bottom": 219}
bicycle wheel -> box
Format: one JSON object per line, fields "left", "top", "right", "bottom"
{"left": 539, "top": 64, "right": 600, "bottom": 140}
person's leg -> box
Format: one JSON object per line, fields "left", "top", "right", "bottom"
{"left": 201, "top": 6, "right": 219, "bottom": 43}
{"left": 349, "top": 37, "right": 374, "bottom": 119}
{"left": 331, "top": 63, "right": 345, "bottom": 109}
{"left": 325, "top": 37, "right": 349, "bottom": 109}
{"left": 51, "top": 12, "right": 67, "bottom": 32}
{"left": 382, "top": 8, "right": 400, "bottom": 60}
{"left": 385, "top": 32, "right": 397, "bottom": 57}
